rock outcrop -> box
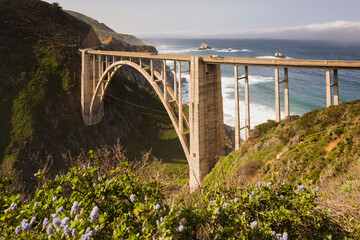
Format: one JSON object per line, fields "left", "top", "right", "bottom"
{"left": 198, "top": 43, "right": 212, "bottom": 50}
{"left": 275, "top": 52, "right": 286, "bottom": 58}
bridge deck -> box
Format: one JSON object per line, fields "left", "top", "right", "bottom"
{"left": 87, "top": 50, "right": 360, "bottom": 70}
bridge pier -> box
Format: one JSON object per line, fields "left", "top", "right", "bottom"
{"left": 326, "top": 69, "right": 339, "bottom": 107}
{"left": 189, "top": 57, "right": 225, "bottom": 190}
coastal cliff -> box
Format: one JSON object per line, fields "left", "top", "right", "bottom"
{"left": 65, "top": 10, "right": 145, "bottom": 45}
{"left": 0, "top": 0, "right": 185, "bottom": 188}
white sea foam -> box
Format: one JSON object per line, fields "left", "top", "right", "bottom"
{"left": 176, "top": 73, "right": 294, "bottom": 140}
{"left": 179, "top": 78, "right": 277, "bottom": 132}
{"left": 256, "top": 56, "right": 294, "bottom": 59}
{"left": 221, "top": 75, "right": 273, "bottom": 85}
{"left": 216, "top": 49, "right": 241, "bottom": 53}
{"left": 158, "top": 48, "right": 197, "bottom": 54}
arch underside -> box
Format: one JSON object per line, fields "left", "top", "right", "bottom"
{"left": 89, "top": 60, "right": 190, "bottom": 161}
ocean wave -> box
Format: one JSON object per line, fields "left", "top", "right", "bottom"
{"left": 256, "top": 56, "right": 294, "bottom": 59}
{"left": 222, "top": 98, "right": 279, "bottom": 128}
{"left": 221, "top": 75, "right": 273, "bottom": 86}
{"left": 216, "top": 48, "right": 241, "bottom": 53}
{"left": 158, "top": 48, "right": 197, "bottom": 54}
{"left": 241, "top": 49, "right": 252, "bottom": 52}
{"left": 214, "top": 48, "right": 252, "bottom": 53}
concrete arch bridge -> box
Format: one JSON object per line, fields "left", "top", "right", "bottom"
{"left": 81, "top": 49, "right": 360, "bottom": 190}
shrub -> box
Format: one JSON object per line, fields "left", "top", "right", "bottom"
{"left": 0, "top": 158, "right": 348, "bottom": 239}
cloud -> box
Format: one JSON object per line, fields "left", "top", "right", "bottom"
{"left": 141, "top": 21, "right": 360, "bottom": 44}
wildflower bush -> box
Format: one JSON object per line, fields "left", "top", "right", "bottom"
{"left": 0, "top": 155, "right": 349, "bottom": 239}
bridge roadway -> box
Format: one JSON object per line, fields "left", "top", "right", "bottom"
{"left": 87, "top": 50, "right": 360, "bottom": 69}
{"left": 82, "top": 49, "right": 360, "bottom": 191}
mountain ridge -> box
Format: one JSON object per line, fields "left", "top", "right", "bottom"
{"left": 65, "top": 10, "right": 146, "bottom": 45}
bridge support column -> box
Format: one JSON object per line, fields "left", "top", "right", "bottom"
{"left": 189, "top": 57, "right": 225, "bottom": 191}
{"left": 275, "top": 67, "right": 281, "bottom": 122}
{"left": 326, "top": 69, "right": 339, "bottom": 107}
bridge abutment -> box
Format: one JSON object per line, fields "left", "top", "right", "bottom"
{"left": 81, "top": 50, "right": 104, "bottom": 125}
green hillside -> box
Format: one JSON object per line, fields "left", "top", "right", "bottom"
{"left": 204, "top": 100, "right": 360, "bottom": 233}
{"left": 0, "top": 0, "right": 186, "bottom": 190}
{"left": 65, "top": 10, "right": 145, "bottom": 45}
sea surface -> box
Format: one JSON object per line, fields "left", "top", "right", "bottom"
{"left": 149, "top": 38, "right": 360, "bottom": 131}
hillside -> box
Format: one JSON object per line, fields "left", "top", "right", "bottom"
{"left": 0, "top": 0, "right": 186, "bottom": 189}
{"left": 204, "top": 100, "right": 360, "bottom": 232}
{"left": 65, "top": 10, "right": 145, "bottom": 45}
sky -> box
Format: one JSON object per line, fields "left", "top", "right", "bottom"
{"left": 44, "top": 0, "right": 360, "bottom": 43}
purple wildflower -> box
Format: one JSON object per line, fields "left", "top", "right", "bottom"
{"left": 56, "top": 206, "right": 65, "bottom": 215}
{"left": 43, "top": 218, "right": 49, "bottom": 227}
{"left": 10, "top": 203, "right": 17, "bottom": 211}
{"left": 130, "top": 194, "right": 136, "bottom": 202}
{"left": 72, "top": 228, "right": 77, "bottom": 237}
{"left": 15, "top": 226, "right": 21, "bottom": 235}
{"left": 52, "top": 218, "right": 61, "bottom": 227}
{"left": 90, "top": 206, "right": 99, "bottom": 222}
{"left": 71, "top": 201, "right": 79, "bottom": 217}
{"left": 61, "top": 217, "right": 69, "bottom": 226}
{"left": 46, "top": 226, "right": 53, "bottom": 235}
{"left": 154, "top": 203, "right": 161, "bottom": 210}
{"left": 30, "top": 216, "right": 36, "bottom": 226}
{"left": 250, "top": 221, "right": 258, "bottom": 228}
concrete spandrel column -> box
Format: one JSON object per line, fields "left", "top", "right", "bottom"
{"left": 326, "top": 69, "right": 332, "bottom": 107}
{"left": 275, "top": 67, "right": 281, "bottom": 122}
{"left": 234, "top": 66, "right": 240, "bottom": 150}
{"left": 284, "top": 68, "right": 290, "bottom": 118}
{"left": 333, "top": 69, "right": 339, "bottom": 105}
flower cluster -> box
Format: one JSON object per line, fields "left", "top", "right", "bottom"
{"left": 0, "top": 160, "right": 346, "bottom": 239}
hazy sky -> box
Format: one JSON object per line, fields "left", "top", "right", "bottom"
{"left": 44, "top": 0, "right": 360, "bottom": 41}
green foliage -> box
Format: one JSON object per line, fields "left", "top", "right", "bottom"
{"left": 0, "top": 154, "right": 350, "bottom": 239}
{"left": 206, "top": 100, "right": 360, "bottom": 185}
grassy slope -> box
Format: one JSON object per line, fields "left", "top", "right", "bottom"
{"left": 204, "top": 100, "right": 360, "bottom": 230}
{"left": 205, "top": 100, "right": 360, "bottom": 185}
{"left": 65, "top": 10, "right": 145, "bottom": 45}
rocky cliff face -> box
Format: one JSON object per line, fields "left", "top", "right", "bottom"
{"left": 0, "top": 0, "right": 185, "bottom": 189}
{"left": 65, "top": 10, "right": 146, "bottom": 45}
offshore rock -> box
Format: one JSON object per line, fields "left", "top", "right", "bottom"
{"left": 198, "top": 43, "right": 211, "bottom": 50}
{"left": 275, "top": 52, "right": 286, "bottom": 58}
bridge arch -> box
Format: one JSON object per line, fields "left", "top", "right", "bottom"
{"left": 88, "top": 59, "right": 190, "bottom": 161}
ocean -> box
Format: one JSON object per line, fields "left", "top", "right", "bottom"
{"left": 149, "top": 38, "right": 360, "bottom": 130}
